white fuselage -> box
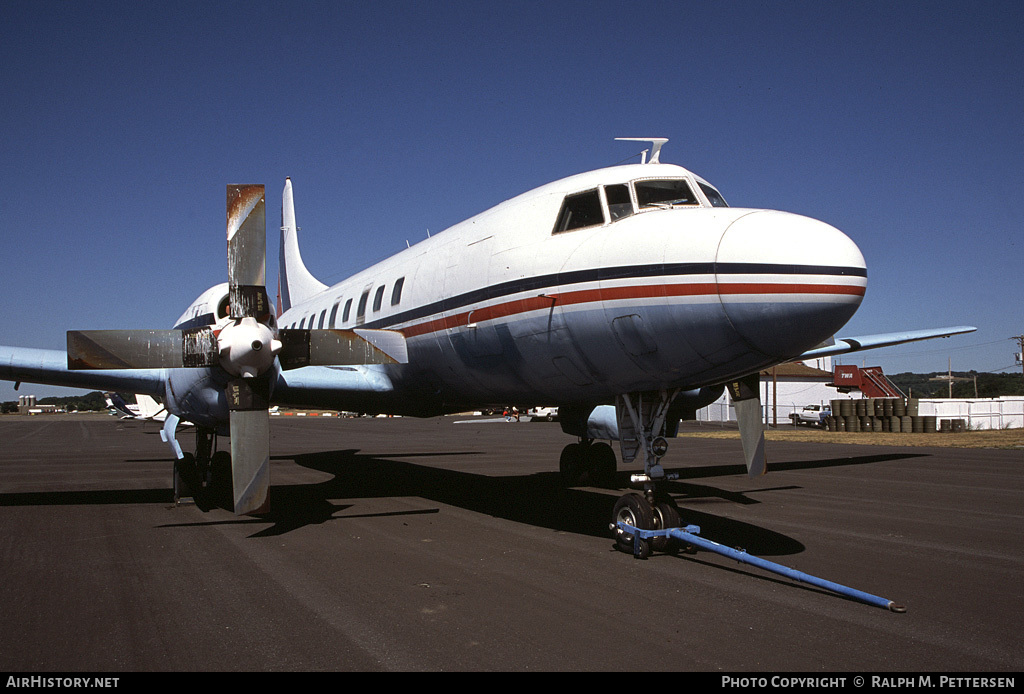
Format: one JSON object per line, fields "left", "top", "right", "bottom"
{"left": 273, "top": 163, "right": 866, "bottom": 416}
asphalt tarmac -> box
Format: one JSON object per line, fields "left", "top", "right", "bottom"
{"left": 0, "top": 414, "right": 1021, "bottom": 672}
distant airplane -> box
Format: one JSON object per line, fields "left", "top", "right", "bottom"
{"left": 105, "top": 392, "right": 141, "bottom": 419}
{"left": 0, "top": 138, "right": 974, "bottom": 534}
{"left": 104, "top": 392, "right": 189, "bottom": 426}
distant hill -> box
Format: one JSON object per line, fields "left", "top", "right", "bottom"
{"left": 1, "top": 390, "right": 109, "bottom": 413}
{"left": 888, "top": 372, "right": 1024, "bottom": 398}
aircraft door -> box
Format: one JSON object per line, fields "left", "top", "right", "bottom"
{"left": 438, "top": 234, "right": 514, "bottom": 396}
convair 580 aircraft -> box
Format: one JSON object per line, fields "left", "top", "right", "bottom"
{"left": 0, "top": 139, "right": 973, "bottom": 537}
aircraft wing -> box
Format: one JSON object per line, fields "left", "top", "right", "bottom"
{"left": 0, "top": 346, "right": 167, "bottom": 396}
{"left": 793, "top": 326, "right": 977, "bottom": 361}
{"left": 1, "top": 344, "right": 399, "bottom": 413}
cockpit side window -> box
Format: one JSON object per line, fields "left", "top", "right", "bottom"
{"left": 604, "top": 184, "right": 634, "bottom": 221}
{"left": 553, "top": 189, "right": 604, "bottom": 233}
{"left": 698, "top": 182, "right": 729, "bottom": 207}
{"left": 635, "top": 179, "right": 699, "bottom": 209}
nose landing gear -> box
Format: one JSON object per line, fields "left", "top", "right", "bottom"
{"left": 609, "top": 388, "right": 684, "bottom": 556}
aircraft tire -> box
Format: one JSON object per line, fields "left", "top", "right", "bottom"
{"left": 210, "top": 450, "right": 232, "bottom": 510}
{"left": 174, "top": 453, "right": 200, "bottom": 502}
{"left": 559, "top": 443, "right": 585, "bottom": 486}
{"left": 651, "top": 501, "right": 681, "bottom": 554}
{"left": 612, "top": 493, "right": 654, "bottom": 557}
{"left": 588, "top": 442, "right": 617, "bottom": 488}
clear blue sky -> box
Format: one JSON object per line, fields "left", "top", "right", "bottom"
{"left": 2, "top": 0, "right": 1021, "bottom": 402}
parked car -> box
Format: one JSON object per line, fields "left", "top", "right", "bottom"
{"left": 789, "top": 404, "right": 830, "bottom": 427}
{"left": 528, "top": 406, "right": 559, "bottom": 422}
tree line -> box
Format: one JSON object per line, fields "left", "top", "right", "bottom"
{"left": 0, "top": 391, "right": 110, "bottom": 414}
{"left": 889, "top": 371, "right": 1024, "bottom": 399}
{"left": 2, "top": 374, "right": 1023, "bottom": 414}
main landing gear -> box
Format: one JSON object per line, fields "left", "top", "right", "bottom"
{"left": 173, "top": 426, "right": 232, "bottom": 511}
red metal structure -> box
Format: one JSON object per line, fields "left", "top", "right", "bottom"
{"left": 832, "top": 365, "right": 904, "bottom": 398}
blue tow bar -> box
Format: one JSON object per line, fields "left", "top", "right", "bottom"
{"left": 616, "top": 521, "right": 906, "bottom": 613}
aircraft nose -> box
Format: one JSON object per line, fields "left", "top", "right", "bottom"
{"left": 716, "top": 210, "right": 867, "bottom": 359}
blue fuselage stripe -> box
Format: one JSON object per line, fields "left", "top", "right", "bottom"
{"left": 356, "top": 262, "right": 866, "bottom": 331}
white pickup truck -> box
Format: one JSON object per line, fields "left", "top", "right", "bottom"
{"left": 528, "top": 406, "right": 559, "bottom": 422}
{"left": 789, "top": 404, "right": 830, "bottom": 427}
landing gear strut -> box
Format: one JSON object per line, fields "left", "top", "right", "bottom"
{"left": 172, "top": 426, "right": 232, "bottom": 511}
{"left": 610, "top": 389, "right": 683, "bottom": 556}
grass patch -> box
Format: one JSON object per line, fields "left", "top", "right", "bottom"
{"left": 678, "top": 427, "right": 1024, "bottom": 449}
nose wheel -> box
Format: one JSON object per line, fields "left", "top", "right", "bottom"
{"left": 612, "top": 494, "right": 654, "bottom": 558}
{"left": 612, "top": 492, "right": 682, "bottom": 558}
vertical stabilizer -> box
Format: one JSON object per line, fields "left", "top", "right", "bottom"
{"left": 278, "top": 177, "right": 328, "bottom": 312}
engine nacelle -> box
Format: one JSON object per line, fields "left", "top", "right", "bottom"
{"left": 162, "top": 283, "right": 279, "bottom": 430}
{"left": 559, "top": 385, "right": 726, "bottom": 441}
{"left": 164, "top": 367, "right": 230, "bottom": 432}
{"left": 173, "top": 283, "right": 232, "bottom": 331}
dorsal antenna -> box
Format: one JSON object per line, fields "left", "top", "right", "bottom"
{"left": 615, "top": 137, "right": 669, "bottom": 164}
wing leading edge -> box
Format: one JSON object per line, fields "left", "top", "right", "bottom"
{"left": 794, "top": 326, "right": 977, "bottom": 361}
{"left": 0, "top": 346, "right": 167, "bottom": 396}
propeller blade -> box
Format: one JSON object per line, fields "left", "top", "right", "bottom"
{"left": 223, "top": 185, "right": 275, "bottom": 514}
{"left": 226, "top": 378, "right": 270, "bottom": 515}
{"left": 726, "top": 373, "right": 767, "bottom": 477}
{"left": 226, "top": 184, "right": 269, "bottom": 321}
{"left": 277, "top": 328, "right": 408, "bottom": 369}
{"left": 67, "top": 328, "right": 218, "bottom": 370}
{"left": 354, "top": 328, "right": 409, "bottom": 364}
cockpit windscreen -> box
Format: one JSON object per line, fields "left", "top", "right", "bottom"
{"left": 635, "top": 179, "right": 700, "bottom": 208}
{"left": 698, "top": 182, "right": 729, "bottom": 207}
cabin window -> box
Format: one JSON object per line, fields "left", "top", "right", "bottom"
{"left": 553, "top": 189, "right": 604, "bottom": 233}
{"left": 391, "top": 277, "right": 405, "bottom": 306}
{"left": 605, "top": 184, "right": 633, "bottom": 221}
{"left": 317, "top": 309, "right": 327, "bottom": 329}
{"left": 698, "top": 182, "right": 729, "bottom": 207}
{"left": 372, "top": 285, "right": 385, "bottom": 312}
{"left": 342, "top": 298, "right": 353, "bottom": 323}
{"left": 356, "top": 289, "right": 370, "bottom": 324}
{"left": 635, "top": 179, "right": 699, "bottom": 209}
{"left": 329, "top": 300, "right": 341, "bottom": 328}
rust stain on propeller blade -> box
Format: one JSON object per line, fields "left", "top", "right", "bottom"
{"left": 226, "top": 185, "right": 265, "bottom": 241}
{"left": 227, "top": 184, "right": 266, "bottom": 298}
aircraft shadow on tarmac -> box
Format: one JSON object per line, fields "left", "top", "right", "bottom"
{"left": 0, "top": 449, "right": 927, "bottom": 559}
{"left": 172, "top": 447, "right": 927, "bottom": 555}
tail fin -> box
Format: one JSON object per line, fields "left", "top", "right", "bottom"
{"left": 135, "top": 393, "right": 165, "bottom": 419}
{"left": 105, "top": 392, "right": 137, "bottom": 418}
{"left": 278, "top": 177, "right": 327, "bottom": 313}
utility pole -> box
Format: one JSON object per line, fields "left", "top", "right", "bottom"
{"left": 1014, "top": 335, "right": 1024, "bottom": 382}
